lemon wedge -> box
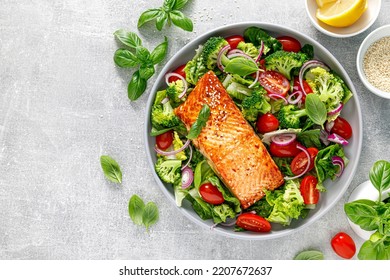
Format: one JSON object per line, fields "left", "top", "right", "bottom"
{"left": 316, "top": 0, "right": 337, "bottom": 8}
{"left": 316, "top": 0, "right": 368, "bottom": 27}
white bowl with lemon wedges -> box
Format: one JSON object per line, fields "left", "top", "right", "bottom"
{"left": 305, "top": 0, "right": 382, "bottom": 38}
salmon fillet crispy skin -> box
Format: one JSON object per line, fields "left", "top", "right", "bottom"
{"left": 174, "top": 71, "right": 284, "bottom": 209}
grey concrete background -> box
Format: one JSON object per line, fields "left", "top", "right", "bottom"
{"left": 0, "top": 0, "right": 389, "bottom": 260}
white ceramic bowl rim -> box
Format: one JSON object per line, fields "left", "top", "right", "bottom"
{"left": 144, "top": 22, "right": 363, "bottom": 240}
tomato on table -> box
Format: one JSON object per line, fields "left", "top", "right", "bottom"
{"left": 259, "top": 70, "right": 290, "bottom": 97}
{"left": 236, "top": 213, "right": 271, "bottom": 232}
{"left": 156, "top": 130, "right": 173, "bottom": 150}
{"left": 300, "top": 175, "right": 320, "bottom": 205}
{"left": 291, "top": 147, "right": 319, "bottom": 175}
{"left": 331, "top": 232, "right": 356, "bottom": 259}
{"left": 225, "top": 35, "right": 245, "bottom": 49}
{"left": 330, "top": 117, "right": 353, "bottom": 140}
{"left": 277, "top": 36, "right": 302, "bottom": 52}
{"left": 168, "top": 64, "right": 186, "bottom": 83}
{"left": 199, "top": 183, "right": 224, "bottom": 205}
{"left": 256, "top": 113, "right": 279, "bottom": 134}
{"left": 270, "top": 140, "right": 301, "bottom": 158}
{"left": 293, "top": 77, "right": 313, "bottom": 102}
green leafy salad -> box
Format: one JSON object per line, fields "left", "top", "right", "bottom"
{"left": 150, "top": 26, "right": 354, "bottom": 232}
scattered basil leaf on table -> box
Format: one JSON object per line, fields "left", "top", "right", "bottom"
{"left": 114, "top": 31, "right": 168, "bottom": 100}
{"left": 294, "top": 250, "right": 324, "bottom": 260}
{"left": 138, "top": 0, "right": 193, "bottom": 32}
{"left": 305, "top": 93, "right": 327, "bottom": 127}
{"left": 187, "top": 104, "right": 211, "bottom": 140}
{"left": 128, "top": 195, "right": 145, "bottom": 225}
{"left": 142, "top": 202, "right": 159, "bottom": 230}
{"left": 100, "top": 155, "right": 122, "bottom": 184}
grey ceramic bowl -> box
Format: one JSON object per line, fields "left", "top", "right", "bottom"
{"left": 144, "top": 22, "right": 363, "bottom": 240}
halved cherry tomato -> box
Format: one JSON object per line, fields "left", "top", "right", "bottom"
{"left": 236, "top": 213, "right": 271, "bottom": 232}
{"left": 225, "top": 35, "right": 245, "bottom": 49}
{"left": 293, "top": 77, "right": 313, "bottom": 103}
{"left": 330, "top": 117, "right": 353, "bottom": 140}
{"left": 277, "top": 36, "right": 302, "bottom": 53}
{"left": 199, "top": 183, "right": 224, "bottom": 205}
{"left": 256, "top": 113, "right": 279, "bottom": 134}
{"left": 331, "top": 232, "right": 356, "bottom": 259}
{"left": 156, "top": 130, "right": 173, "bottom": 150}
{"left": 300, "top": 175, "right": 320, "bottom": 205}
{"left": 269, "top": 140, "right": 301, "bottom": 158}
{"left": 291, "top": 147, "right": 319, "bottom": 175}
{"left": 168, "top": 64, "right": 186, "bottom": 83}
{"left": 259, "top": 70, "right": 290, "bottom": 97}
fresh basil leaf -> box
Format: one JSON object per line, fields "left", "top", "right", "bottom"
{"left": 139, "top": 64, "right": 155, "bottom": 80}
{"left": 358, "top": 240, "right": 390, "bottom": 260}
{"left": 128, "top": 71, "right": 147, "bottom": 100}
{"left": 297, "top": 129, "right": 323, "bottom": 149}
{"left": 135, "top": 46, "right": 151, "bottom": 64}
{"left": 369, "top": 160, "right": 390, "bottom": 194}
{"left": 224, "top": 57, "right": 259, "bottom": 76}
{"left": 169, "top": 10, "right": 193, "bottom": 32}
{"left": 243, "top": 26, "right": 282, "bottom": 53}
{"left": 156, "top": 11, "right": 168, "bottom": 31}
{"left": 100, "top": 155, "right": 122, "bottom": 183}
{"left": 163, "top": 0, "right": 176, "bottom": 10}
{"left": 194, "top": 160, "right": 214, "bottom": 189}
{"left": 142, "top": 201, "right": 159, "bottom": 230}
{"left": 294, "top": 250, "right": 324, "bottom": 260}
{"left": 128, "top": 195, "right": 145, "bottom": 225}
{"left": 138, "top": 8, "right": 160, "bottom": 28}
{"left": 173, "top": 0, "right": 188, "bottom": 9}
{"left": 305, "top": 94, "right": 327, "bottom": 127}
{"left": 114, "top": 29, "right": 142, "bottom": 49}
{"left": 344, "top": 201, "right": 379, "bottom": 231}
{"left": 113, "top": 49, "right": 139, "bottom": 68}
{"left": 150, "top": 37, "right": 168, "bottom": 65}
{"left": 187, "top": 104, "right": 211, "bottom": 139}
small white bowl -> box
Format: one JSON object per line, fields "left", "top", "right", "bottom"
{"left": 305, "top": 0, "right": 382, "bottom": 38}
{"left": 357, "top": 24, "right": 390, "bottom": 99}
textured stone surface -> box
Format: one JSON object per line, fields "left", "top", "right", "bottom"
{"left": 0, "top": 0, "right": 389, "bottom": 260}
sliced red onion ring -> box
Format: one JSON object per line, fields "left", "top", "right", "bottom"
{"left": 320, "top": 129, "right": 330, "bottom": 146}
{"left": 255, "top": 40, "right": 264, "bottom": 63}
{"left": 164, "top": 72, "right": 188, "bottom": 99}
{"left": 328, "top": 133, "right": 348, "bottom": 146}
{"left": 181, "top": 166, "right": 194, "bottom": 189}
{"left": 226, "top": 52, "right": 256, "bottom": 64}
{"left": 284, "top": 144, "right": 311, "bottom": 180}
{"left": 298, "top": 60, "right": 330, "bottom": 96}
{"left": 154, "top": 139, "right": 191, "bottom": 156}
{"left": 161, "top": 97, "right": 169, "bottom": 105}
{"left": 271, "top": 133, "right": 297, "bottom": 146}
{"left": 248, "top": 70, "right": 260, "bottom": 89}
{"left": 325, "top": 121, "right": 335, "bottom": 132}
{"left": 268, "top": 93, "right": 288, "bottom": 105}
{"left": 327, "top": 103, "right": 343, "bottom": 115}
{"left": 288, "top": 90, "right": 303, "bottom": 105}
{"left": 332, "top": 156, "right": 345, "bottom": 177}
{"left": 181, "top": 145, "right": 193, "bottom": 171}
{"left": 217, "top": 44, "right": 231, "bottom": 72}
{"left": 219, "top": 217, "right": 237, "bottom": 227}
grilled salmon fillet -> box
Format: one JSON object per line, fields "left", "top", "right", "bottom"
{"left": 174, "top": 71, "right": 284, "bottom": 209}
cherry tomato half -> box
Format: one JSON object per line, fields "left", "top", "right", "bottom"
{"left": 270, "top": 140, "right": 301, "bottom": 158}
{"left": 291, "top": 147, "right": 319, "bottom": 175}
{"left": 331, "top": 232, "right": 356, "bottom": 259}
{"left": 259, "top": 70, "right": 290, "bottom": 97}
{"left": 168, "top": 64, "right": 186, "bottom": 83}
{"left": 236, "top": 213, "right": 271, "bottom": 232}
{"left": 331, "top": 117, "right": 353, "bottom": 140}
{"left": 293, "top": 77, "right": 313, "bottom": 103}
{"left": 256, "top": 113, "right": 279, "bottom": 134}
{"left": 225, "top": 35, "right": 245, "bottom": 49}
{"left": 156, "top": 130, "right": 173, "bottom": 150}
{"left": 277, "top": 36, "right": 302, "bottom": 53}
{"left": 199, "top": 183, "right": 224, "bottom": 205}
{"left": 300, "top": 175, "right": 320, "bottom": 205}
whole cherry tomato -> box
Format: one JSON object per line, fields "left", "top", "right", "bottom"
{"left": 256, "top": 113, "right": 279, "bottom": 134}
{"left": 156, "top": 130, "right": 173, "bottom": 150}
{"left": 330, "top": 117, "right": 353, "bottom": 140}
{"left": 331, "top": 232, "right": 356, "bottom": 259}
{"left": 277, "top": 36, "right": 302, "bottom": 52}
{"left": 199, "top": 183, "right": 224, "bottom": 205}
{"left": 225, "top": 35, "right": 245, "bottom": 49}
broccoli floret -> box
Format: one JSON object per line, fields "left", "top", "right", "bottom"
{"left": 184, "top": 46, "right": 207, "bottom": 85}
{"left": 265, "top": 50, "right": 308, "bottom": 80}
{"left": 277, "top": 104, "right": 308, "bottom": 129}
{"left": 166, "top": 80, "right": 186, "bottom": 107}
{"left": 155, "top": 157, "right": 182, "bottom": 184}
{"left": 172, "top": 131, "right": 187, "bottom": 161}
{"left": 151, "top": 101, "right": 180, "bottom": 129}
{"left": 236, "top": 41, "right": 259, "bottom": 59}
{"left": 201, "top": 36, "right": 229, "bottom": 70}
{"left": 241, "top": 88, "right": 271, "bottom": 122}
{"left": 305, "top": 67, "right": 351, "bottom": 121}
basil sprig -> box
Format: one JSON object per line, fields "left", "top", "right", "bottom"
{"left": 100, "top": 155, "right": 123, "bottom": 183}
{"left": 187, "top": 104, "right": 210, "bottom": 139}
{"left": 344, "top": 160, "right": 390, "bottom": 260}
{"left": 138, "top": 0, "right": 193, "bottom": 32}
{"left": 305, "top": 93, "right": 327, "bottom": 127}
{"left": 129, "top": 195, "right": 159, "bottom": 231}
{"left": 114, "top": 30, "right": 168, "bottom": 100}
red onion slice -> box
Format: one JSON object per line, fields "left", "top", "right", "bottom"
{"left": 248, "top": 70, "right": 260, "bottom": 89}
{"left": 154, "top": 139, "right": 191, "bottom": 156}
{"left": 268, "top": 93, "right": 288, "bottom": 105}
{"left": 181, "top": 166, "right": 194, "bottom": 189}
{"left": 328, "top": 133, "right": 348, "bottom": 146}
{"left": 284, "top": 144, "right": 311, "bottom": 180}
{"left": 320, "top": 129, "right": 330, "bottom": 146}
{"left": 288, "top": 90, "right": 303, "bottom": 105}
{"left": 327, "top": 103, "right": 343, "bottom": 115}
{"left": 271, "top": 133, "right": 297, "bottom": 146}
{"left": 332, "top": 156, "right": 345, "bottom": 177}
{"left": 217, "top": 44, "right": 231, "bottom": 72}
{"left": 164, "top": 72, "right": 188, "bottom": 99}
{"left": 255, "top": 40, "right": 264, "bottom": 63}
{"left": 226, "top": 52, "right": 256, "bottom": 64}
{"left": 161, "top": 97, "right": 169, "bottom": 105}
{"left": 298, "top": 60, "right": 330, "bottom": 96}
{"left": 325, "top": 121, "right": 335, "bottom": 132}
{"left": 181, "top": 144, "right": 193, "bottom": 171}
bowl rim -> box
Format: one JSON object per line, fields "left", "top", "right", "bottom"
{"left": 356, "top": 24, "right": 390, "bottom": 99}
{"left": 144, "top": 21, "right": 363, "bottom": 240}
{"left": 304, "top": 0, "right": 382, "bottom": 38}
